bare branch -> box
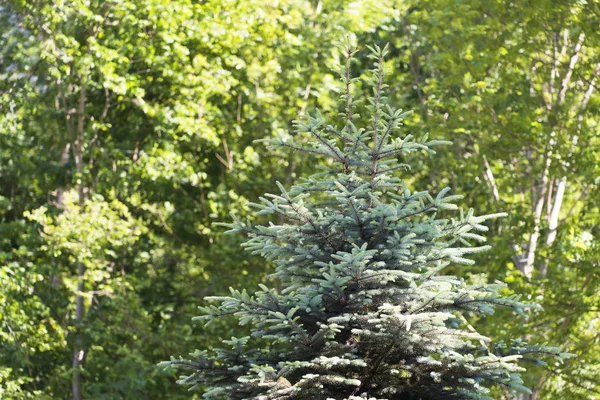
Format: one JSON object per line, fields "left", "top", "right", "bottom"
{"left": 546, "top": 176, "right": 566, "bottom": 247}
{"left": 216, "top": 139, "right": 234, "bottom": 170}
{"left": 523, "top": 155, "right": 551, "bottom": 278}
{"left": 482, "top": 155, "right": 500, "bottom": 202}
{"left": 576, "top": 62, "right": 600, "bottom": 136}
{"left": 558, "top": 32, "right": 585, "bottom": 104}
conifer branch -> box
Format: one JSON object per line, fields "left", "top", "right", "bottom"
{"left": 285, "top": 197, "right": 340, "bottom": 251}
{"left": 343, "top": 44, "right": 355, "bottom": 137}
{"left": 308, "top": 124, "right": 347, "bottom": 169}
{"left": 369, "top": 45, "right": 386, "bottom": 181}
{"left": 348, "top": 199, "right": 367, "bottom": 242}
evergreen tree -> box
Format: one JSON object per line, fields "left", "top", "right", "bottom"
{"left": 161, "top": 43, "right": 571, "bottom": 400}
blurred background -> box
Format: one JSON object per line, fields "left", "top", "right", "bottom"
{"left": 0, "top": 0, "right": 598, "bottom": 399}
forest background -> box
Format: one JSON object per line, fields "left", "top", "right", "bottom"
{"left": 0, "top": 1, "right": 598, "bottom": 399}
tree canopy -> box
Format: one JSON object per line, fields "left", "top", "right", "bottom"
{"left": 0, "top": 1, "right": 598, "bottom": 399}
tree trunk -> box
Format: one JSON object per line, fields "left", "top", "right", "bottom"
{"left": 540, "top": 176, "right": 566, "bottom": 278}
{"left": 71, "top": 77, "right": 87, "bottom": 400}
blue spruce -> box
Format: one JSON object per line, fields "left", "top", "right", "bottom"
{"left": 161, "top": 42, "right": 571, "bottom": 400}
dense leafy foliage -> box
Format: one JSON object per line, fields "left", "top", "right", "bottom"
{"left": 373, "top": 2, "right": 600, "bottom": 398}
{"left": 0, "top": 0, "right": 598, "bottom": 399}
{"left": 0, "top": 1, "right": 391, "bottom": 398}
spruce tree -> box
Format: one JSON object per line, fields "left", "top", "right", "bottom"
{"left": 161, "top": 43, "right": 571, "bottom": 399}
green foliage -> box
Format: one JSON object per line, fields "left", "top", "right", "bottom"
{"left": 0, "top": 1, "right": 398, "bottom": 398}
{"left": 162, "top": 44, "right": 570, "bottom": 399}
{"left": 367, "top": 2, "right": 600, "bottom": 397}
{"left": 1, "top": 0, "right": 598, "bottom": 398}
